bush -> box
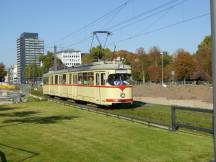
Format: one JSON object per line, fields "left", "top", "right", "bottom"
{"left": 30, "top": 87, "right": 43, "bottom": 97}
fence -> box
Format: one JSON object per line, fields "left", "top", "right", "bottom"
{"left": 133, "top": 81, "right": 211, "bottom": 86}
{"left": 47, "top": 96, "right": 214, "bottom": 134}
{"left": 171, "top": 106, "right": 213, "bottom": 134}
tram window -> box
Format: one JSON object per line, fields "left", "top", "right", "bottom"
{"left": 59, "top": 76, "right": 62, "bottom": 84}
{"left": 83, "top": 73, "right": 88, "bottom": 85}
{"left": 108, "top": 74, "right": 130, "bottom": 86}
{"left": 62, "top": 74, "right": 66, "bottom": 84}
{"left": 87, "top": 72, "right": 94, "bottom": 85}
{"left": 73, "top": 74, "right": 78, "bottom": 84}
{"left": 49, "top": 76, "right": 53, "bottom": 84}
{"left": 43, "top": 77, "right": 48, "bottom": 84}
{"left": 55, "top": 75, "right": 58, "bottom": 84}
{"left": 78, "top": 73, "right": 83, "bottom": 84}
{"left": 69, "top": 74, "right": 72, "bottom": 84}
{"left": 101, "top": 73, "right": 106, "bottom": 85}
{"left": 96, "top": 73, "right": 100, "bottom": 85}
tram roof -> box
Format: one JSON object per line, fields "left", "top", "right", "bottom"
{"left": 44, "top": 61, "right": 131, "bottom": 76}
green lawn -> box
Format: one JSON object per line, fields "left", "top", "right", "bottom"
{"left": 0, "top": 101, "right": 213, "bottom": 162}
{"left": 110, "top": 102, "right": 212, "bottom": 130}
{"left": 110, "top": 103, "right": 172, "bottom": 126}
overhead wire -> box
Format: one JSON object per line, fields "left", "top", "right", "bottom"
{"left": 107, "top": 0, "right": 182, "bottom": 31}
{"left": 47, "top": 0, "right": 131, "bottom": 46}
{"left": 115, "top": 13, "right": 210, "bottom": 44}
{"left": 101, "top": 3, "right": 128, "bottom": 30}
{"left": 111, "top": 0, "right": 189, "bottom": 32}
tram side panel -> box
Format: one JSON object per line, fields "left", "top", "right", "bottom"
{"left": 60, "top": 85, "right": 68, "bottom": 98}
{"left": 100, "top": 86, "right": 133, "bottom": 105}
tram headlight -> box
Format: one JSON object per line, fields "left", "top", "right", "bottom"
{"left": 120, "top": 93, "right": 125, "bottom": 98}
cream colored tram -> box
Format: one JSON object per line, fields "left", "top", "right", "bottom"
{"left": 43, "top": 61, "right": 133, "bottom": 106}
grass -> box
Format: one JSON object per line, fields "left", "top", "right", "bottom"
{"left": 30, "top": 87, "right": 43, "bottom": 97}
{"left": 109, "top": 102, "right": 213, "bottom": 130}
{"left": 111, "top": 103, "right": 172, "bottom": 126}
{"left": 0, "top": 100, "right": 214, "bottom": 162}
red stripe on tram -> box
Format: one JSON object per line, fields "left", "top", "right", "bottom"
{"left": 45, "top": 84, "right": 132, "bottom": 91}
{"left": 105, "top": 99, "right": 133, "bottom": 103}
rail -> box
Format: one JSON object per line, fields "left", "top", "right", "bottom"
{"left": 46, "top": 96, "right": 213, "bottom": 134}
{"left": 47, "top": 97, "right": 169, "bottom": 130}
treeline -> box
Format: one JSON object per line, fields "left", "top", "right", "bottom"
{"left": 23, "top": 35, "right": 213, "bottom": 83}
{"left": 0, "top": 63, "right": 7, "bottom": 82}
{"left": 83, "top": 35, "right": 212, "bottom": 82}
{"left": 25, "top": 52, "right": 64, "bottom": 83}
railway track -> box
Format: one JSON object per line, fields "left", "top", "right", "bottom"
{"left": 46, "top": 96, "right": 169, "bottom": 131}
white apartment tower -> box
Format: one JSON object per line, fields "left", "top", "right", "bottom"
{"left": 17, "top": 32, "right": 44, "bottom": 83}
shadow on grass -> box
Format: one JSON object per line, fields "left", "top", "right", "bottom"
{"left": 0, "top": 111, "right": 40, "bottom": 118}
{"left": 2, "top": 115, "right": 78, "bottom": 125}
{"left": 0, "top": 143, "right": 39, "bottom": 162}
{"left": 0, "top": 150, "right": 7, "bottom": 162}
{"left": 104, "top": 101, "right": 147, "bottom": 110}
{"left": 0, "top": 107, "right": 19, "bottom": 111}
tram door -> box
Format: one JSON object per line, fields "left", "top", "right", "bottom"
{"left": 95, "top": 72, "right": 106, "bottom": 104}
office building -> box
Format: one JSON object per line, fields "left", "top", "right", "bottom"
{"left": 56, "top": 49, "right": 81, "bottom": 67}
{"left": 17, "top": 32, "right": 44, "bottom": 83}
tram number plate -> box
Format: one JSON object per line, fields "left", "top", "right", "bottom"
{"left": 115, "top": 70, "right": 127, "bottom": 74}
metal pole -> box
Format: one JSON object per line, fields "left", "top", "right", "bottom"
{"left": 210, "top": 0, "right": 216, "bottom": 161}
{"left": 171, "top": 106, "right": 176, "bottom": 131}
{"left": 54, "top": 45, "right": 57, "bottom": 70}
{"left": 161, "top": 52, "right": 164, "bottom": 85}
{"left": 142, "top": 64, "right": 145, "bottom": 84}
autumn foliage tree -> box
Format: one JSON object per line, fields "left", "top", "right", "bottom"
{"left": 174, "top": 49, "right": 197, "bottom": 80}
{"left": 195, "top": 36, "right": 212, "bottom": 79}
{"left": 146, "top": 65, "right": 161, "bottom": 82}
{"left": 80, "top": 35, "right": 211, "bottom": 83}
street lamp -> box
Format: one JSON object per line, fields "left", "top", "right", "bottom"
{"left": 161, "top": 51, "right": 167, "bottom": 88}
{"left": 160, "top": 52, "right": 164, "bottom": 85}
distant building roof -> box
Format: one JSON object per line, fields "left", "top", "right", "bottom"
{"left": 56, "top": 49, "right": 81, "bottom": 54}
{"left": 20, "top": 32, "right": 38, "bottom": 39}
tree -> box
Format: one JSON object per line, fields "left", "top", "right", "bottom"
{"left": 146, "top": 65, "right": 161, "bottom": 82}
{"left": 0, "top": 63, "right": 7, "bottom": 82}
{"left": 25, "top": 64, "right": 42, "bottom": 83}
{"left": 82, "top": 46, "right": 112, "bottom": 64}
{"left": 39, "top": 51, "right": 64, "bottom": 73}
{"left": 90, "top": 46, "right": 112, "bottom": 60}
{"left": 174, "top": 49, "right": 197, "bottom": 80}
{"left": 148, "top": 46, "right": 161, "bottom": 67}
{"left": 195, "top": 35, "right": 212, "bottom": 79}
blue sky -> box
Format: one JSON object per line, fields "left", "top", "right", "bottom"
{"left": 0, "top": 0, "right": 211, "bottom": 67}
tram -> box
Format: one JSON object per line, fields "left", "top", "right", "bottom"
{"left": 42, "top": 60, "right": 133, "bottom": 106}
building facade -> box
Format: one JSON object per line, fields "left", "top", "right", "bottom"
{"left": 4, "top": 64, "right": 18, "bottom": 84}
{"left": 56, "top": 49, "right": 81, "bottom": 67}
{"left": 17, "top": 32, "right": 44, "bottom": 83}
{"left": 9, "top": 64, "right": 18, "bottom": 84}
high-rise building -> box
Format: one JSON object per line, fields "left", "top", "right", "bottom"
{"left": 17, "top": 32, "right": 44, "bottom": 83}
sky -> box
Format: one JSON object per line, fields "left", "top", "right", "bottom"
{"left": 0, "top": 0, "right": 211, "bottom": 67}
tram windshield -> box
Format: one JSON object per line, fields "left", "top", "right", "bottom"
{"left": 107, "top": 74, "right": 131, "bottom": 86}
